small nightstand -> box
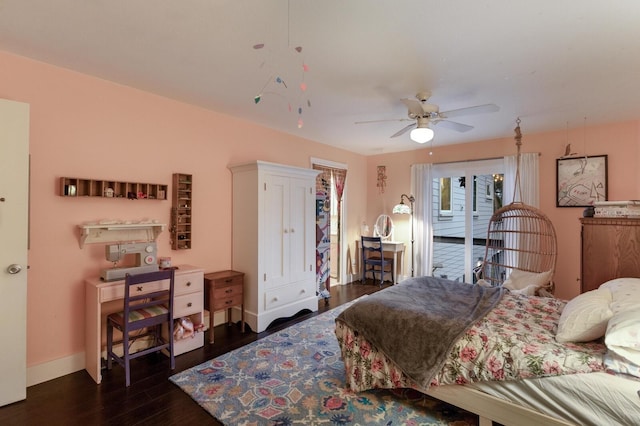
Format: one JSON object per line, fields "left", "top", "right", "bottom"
{"left": 204, "top": 270, "right": 245, "bottom": 343}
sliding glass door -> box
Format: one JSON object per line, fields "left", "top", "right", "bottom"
{"left": 430, "top": 159, "right": 504, "bottom": 283}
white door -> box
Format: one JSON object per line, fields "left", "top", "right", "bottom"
{"left": 288, "top": 176, "right": 314, "bottom": 284}
{"left": 263, "top": 174, "right": 288, "bottom": 288}
{"left": 431, "top": 159, "right": 504, "bottom": 283}
{"left": 0, "top": 99, "right": 30, "bottom": 406}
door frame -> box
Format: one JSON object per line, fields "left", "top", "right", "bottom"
{"left": 310, "top": 157, "right": 348, "bottom": 286}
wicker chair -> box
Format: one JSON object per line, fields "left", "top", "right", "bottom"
{"left": 476, "top": 202, "right": 557, "bottom": 294}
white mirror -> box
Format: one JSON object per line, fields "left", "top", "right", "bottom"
{"left": 373, "top": 214, "right": 394, "bottom": 240}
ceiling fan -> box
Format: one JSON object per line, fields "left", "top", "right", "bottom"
{"left": 355, "top": 91, "right": 500, "bottom": 143}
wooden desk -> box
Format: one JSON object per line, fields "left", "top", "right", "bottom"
{"left": 204, "top": 270, "right": 245, "bottom": 343}
{"left": 355, "top": 240, "right": 405, "bottom": 284}
{"left": 85, "top": 264, "right": 204, "bottom": 384}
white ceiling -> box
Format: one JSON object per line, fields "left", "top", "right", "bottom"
{"left": 1, "top": 1, "right": 639, "bottom": 155}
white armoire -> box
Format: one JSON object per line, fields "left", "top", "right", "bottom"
{"left": 229, "top": 161, "right": 320, "bottom": 333}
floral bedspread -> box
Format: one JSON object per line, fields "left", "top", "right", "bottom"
{"left": 335, "top": 292, "right": 606, "bottom": 392}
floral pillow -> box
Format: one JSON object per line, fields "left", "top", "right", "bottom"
{"left": 556, "top": 288, "right": 613, "bottom": 343}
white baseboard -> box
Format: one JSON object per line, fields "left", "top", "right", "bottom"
{"left": 27, "top": 352, "right": 85, "bottom": 387}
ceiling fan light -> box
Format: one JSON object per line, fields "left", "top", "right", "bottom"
{"left": 410, "top": 127, "right": 434, "bottom": 143}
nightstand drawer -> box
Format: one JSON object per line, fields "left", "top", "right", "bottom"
{"left": 212, "top": 283, "right": 243, "bottom": 300}
{"left": 211, "top": 274, "right": 243, "bottom": 288}
{"left": 213, "top": 294, "right": 243, "bottom": 311}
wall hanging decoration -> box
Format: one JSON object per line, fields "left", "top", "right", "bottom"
{"left": 556, "top": 155, "right": 607, "bottom": 207}
{"left": 376, "top": 165, "right": 387, "bottom": 193}
{"left": 253, "top": 0, "right": 310, "bottom": 128}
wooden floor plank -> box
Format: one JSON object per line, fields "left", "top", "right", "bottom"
{"left": 0, "top": 281, "right": 385, "bottom": 425}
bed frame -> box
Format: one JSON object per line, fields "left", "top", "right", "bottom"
{"left": 425, "top": 385, "right": 573, "bottom": 426}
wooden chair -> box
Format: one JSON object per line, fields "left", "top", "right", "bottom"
{"left": 361, "top": 236, "right": 394, "bottom": 286}
{"left": 106, "top": 269, "right": 175, "bottom": 387}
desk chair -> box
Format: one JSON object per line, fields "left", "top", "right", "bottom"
{"left": 106, "top": 269, "right": 175, "bottom": 387}
{"left": 361, "top": 236, "right": 394, "bottom": 287}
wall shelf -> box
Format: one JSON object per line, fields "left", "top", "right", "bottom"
{"left": 78, "top": 222, "right": 166, "bottom": 248}
{"left": 171, "top": 173, "right": 192, "bottom": 250}
{"left": 60, "top": 177, "right": 168, "bottom": 200}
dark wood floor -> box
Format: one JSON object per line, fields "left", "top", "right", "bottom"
{"left": 0, "top": 281, "right": 387, "bottom": 426}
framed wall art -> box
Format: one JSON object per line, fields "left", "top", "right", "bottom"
{"left": 556, "top": 155, "right": 608, "bottom": 207}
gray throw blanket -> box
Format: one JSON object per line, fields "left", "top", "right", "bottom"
{"left": 336, "top": 276, "right": 505, "bottom": 389}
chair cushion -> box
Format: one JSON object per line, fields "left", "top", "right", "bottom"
{"left": 110, "top": 304, "right": 169, "bottom": 324}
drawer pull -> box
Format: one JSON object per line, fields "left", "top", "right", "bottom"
{"left": 187, "top": 302, "right": 192, "bottom": 307}
{"left": 225, "top": 289, "right": 233, "bottom": 293}
{"left": 224, "top": 278, "right": 233, "bottom": 283}
{"left": 225, "top": 300, "right": 232, "bottom": 305}
{"left": 136, "top": 286, "right": 143, "bottom": 292}
{"left": 186, "top": 281, "right": 192, "bottom": 287}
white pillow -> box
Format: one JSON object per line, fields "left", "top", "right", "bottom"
{"left": 556, "top": 288, "right": 613, "bottom": 343}
{"left": 503, "top": 269, "right": 552, "bottom": 291}
{"left": 599, "top": 278, "right": 640, "bottom": 314}
{"left": 605, "top": 309, "right": 640, "bottom": 366}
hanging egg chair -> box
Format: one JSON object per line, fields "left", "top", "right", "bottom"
{"left": 477, "top": 119, "right": 557, "bottom": 295}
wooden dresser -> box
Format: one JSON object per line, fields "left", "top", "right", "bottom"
{"left": 204, "top": 270, "right": 245, "bottom": 343}
{"left": 580, "top": 217, "right": 640, "bottom": 292}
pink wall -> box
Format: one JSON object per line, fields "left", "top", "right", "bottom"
{"left": 368, "top": 121, "right": 640, "bottom": 300}
{"left": 2, "top": 48, "right": 639, "bottom": 375}
{"left": 0, "top": 51, "right": 368, "bottom": 370}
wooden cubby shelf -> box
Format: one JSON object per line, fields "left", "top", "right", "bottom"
{"left": 60, "top": 177, "right": 168, "bottom": 200}
{"left": 171, "top": 173, "right": 193, "bottom": 250}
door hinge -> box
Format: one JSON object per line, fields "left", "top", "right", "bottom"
{"left": 264, "top": 273, "right": 266, "bottom": 281}
{"left": 264, "top": 182, "right": 267, "bottom": 191}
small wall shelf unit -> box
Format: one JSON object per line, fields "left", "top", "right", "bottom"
{"left": 171, "top": 173, "right": 192, "bottom": 250}
{"left": 60, "top": 177, "right": 167, "bottom": 200}
{"left": 78, "top": 222, "right": 166, "bottom": 248}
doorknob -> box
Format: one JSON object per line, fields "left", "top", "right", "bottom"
{"left": 7, "top": 264, "right": 22, "bottom": 274}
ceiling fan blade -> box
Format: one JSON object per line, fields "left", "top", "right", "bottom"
{"left": 433, "top": 119, "right": 474, "bottom": 132}
{"left": 400, "top": 98, "right": 425, "bottom": 116}
{"left": 439, "top": 103, "right": 500, "bottom": 118}
{"left": 390, "top": 123, "right": 416, "bottom": 138}
{"left": 354, "top": 118, "right": 413, "bottom": 125}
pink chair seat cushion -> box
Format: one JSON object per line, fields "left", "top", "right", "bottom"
{"left": 109, "top": 304, "right": 169, "bottom": 324}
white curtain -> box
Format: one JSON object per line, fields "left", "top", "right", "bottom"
{"left": 504, "top": 152, "right": 539, "bottom": 207}
{"left": 411, "top": 163, "right": 433, "bottom": 277}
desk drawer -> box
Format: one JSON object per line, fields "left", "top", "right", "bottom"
{"left": 175, "top": 271, "right": 203, "bottom": 296}
{"left": 174, "top": 292, "right": 203, "bottom": 318}
{"left": 100, "top": 280, "right": 167, "bottom": 303}
{"left": 213, "top": 294, "right": 243, "bottom": 311}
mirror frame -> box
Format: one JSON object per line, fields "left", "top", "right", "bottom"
{"left": 373, "top": 214, "right": 394, "bottom": 240}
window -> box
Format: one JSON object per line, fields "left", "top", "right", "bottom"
{"left": 439, "top": 177, "right": 452, "bottom": 215}
{"left": 431, "top": 159, "right": 505, "bottom": 283}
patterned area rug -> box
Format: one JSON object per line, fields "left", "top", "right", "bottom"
{"left": 170, "top": 300, "right": 478, "bottom": 425}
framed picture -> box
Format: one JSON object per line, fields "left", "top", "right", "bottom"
{"left": 556, "top": 155, "right": 608, "bottom": 207}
